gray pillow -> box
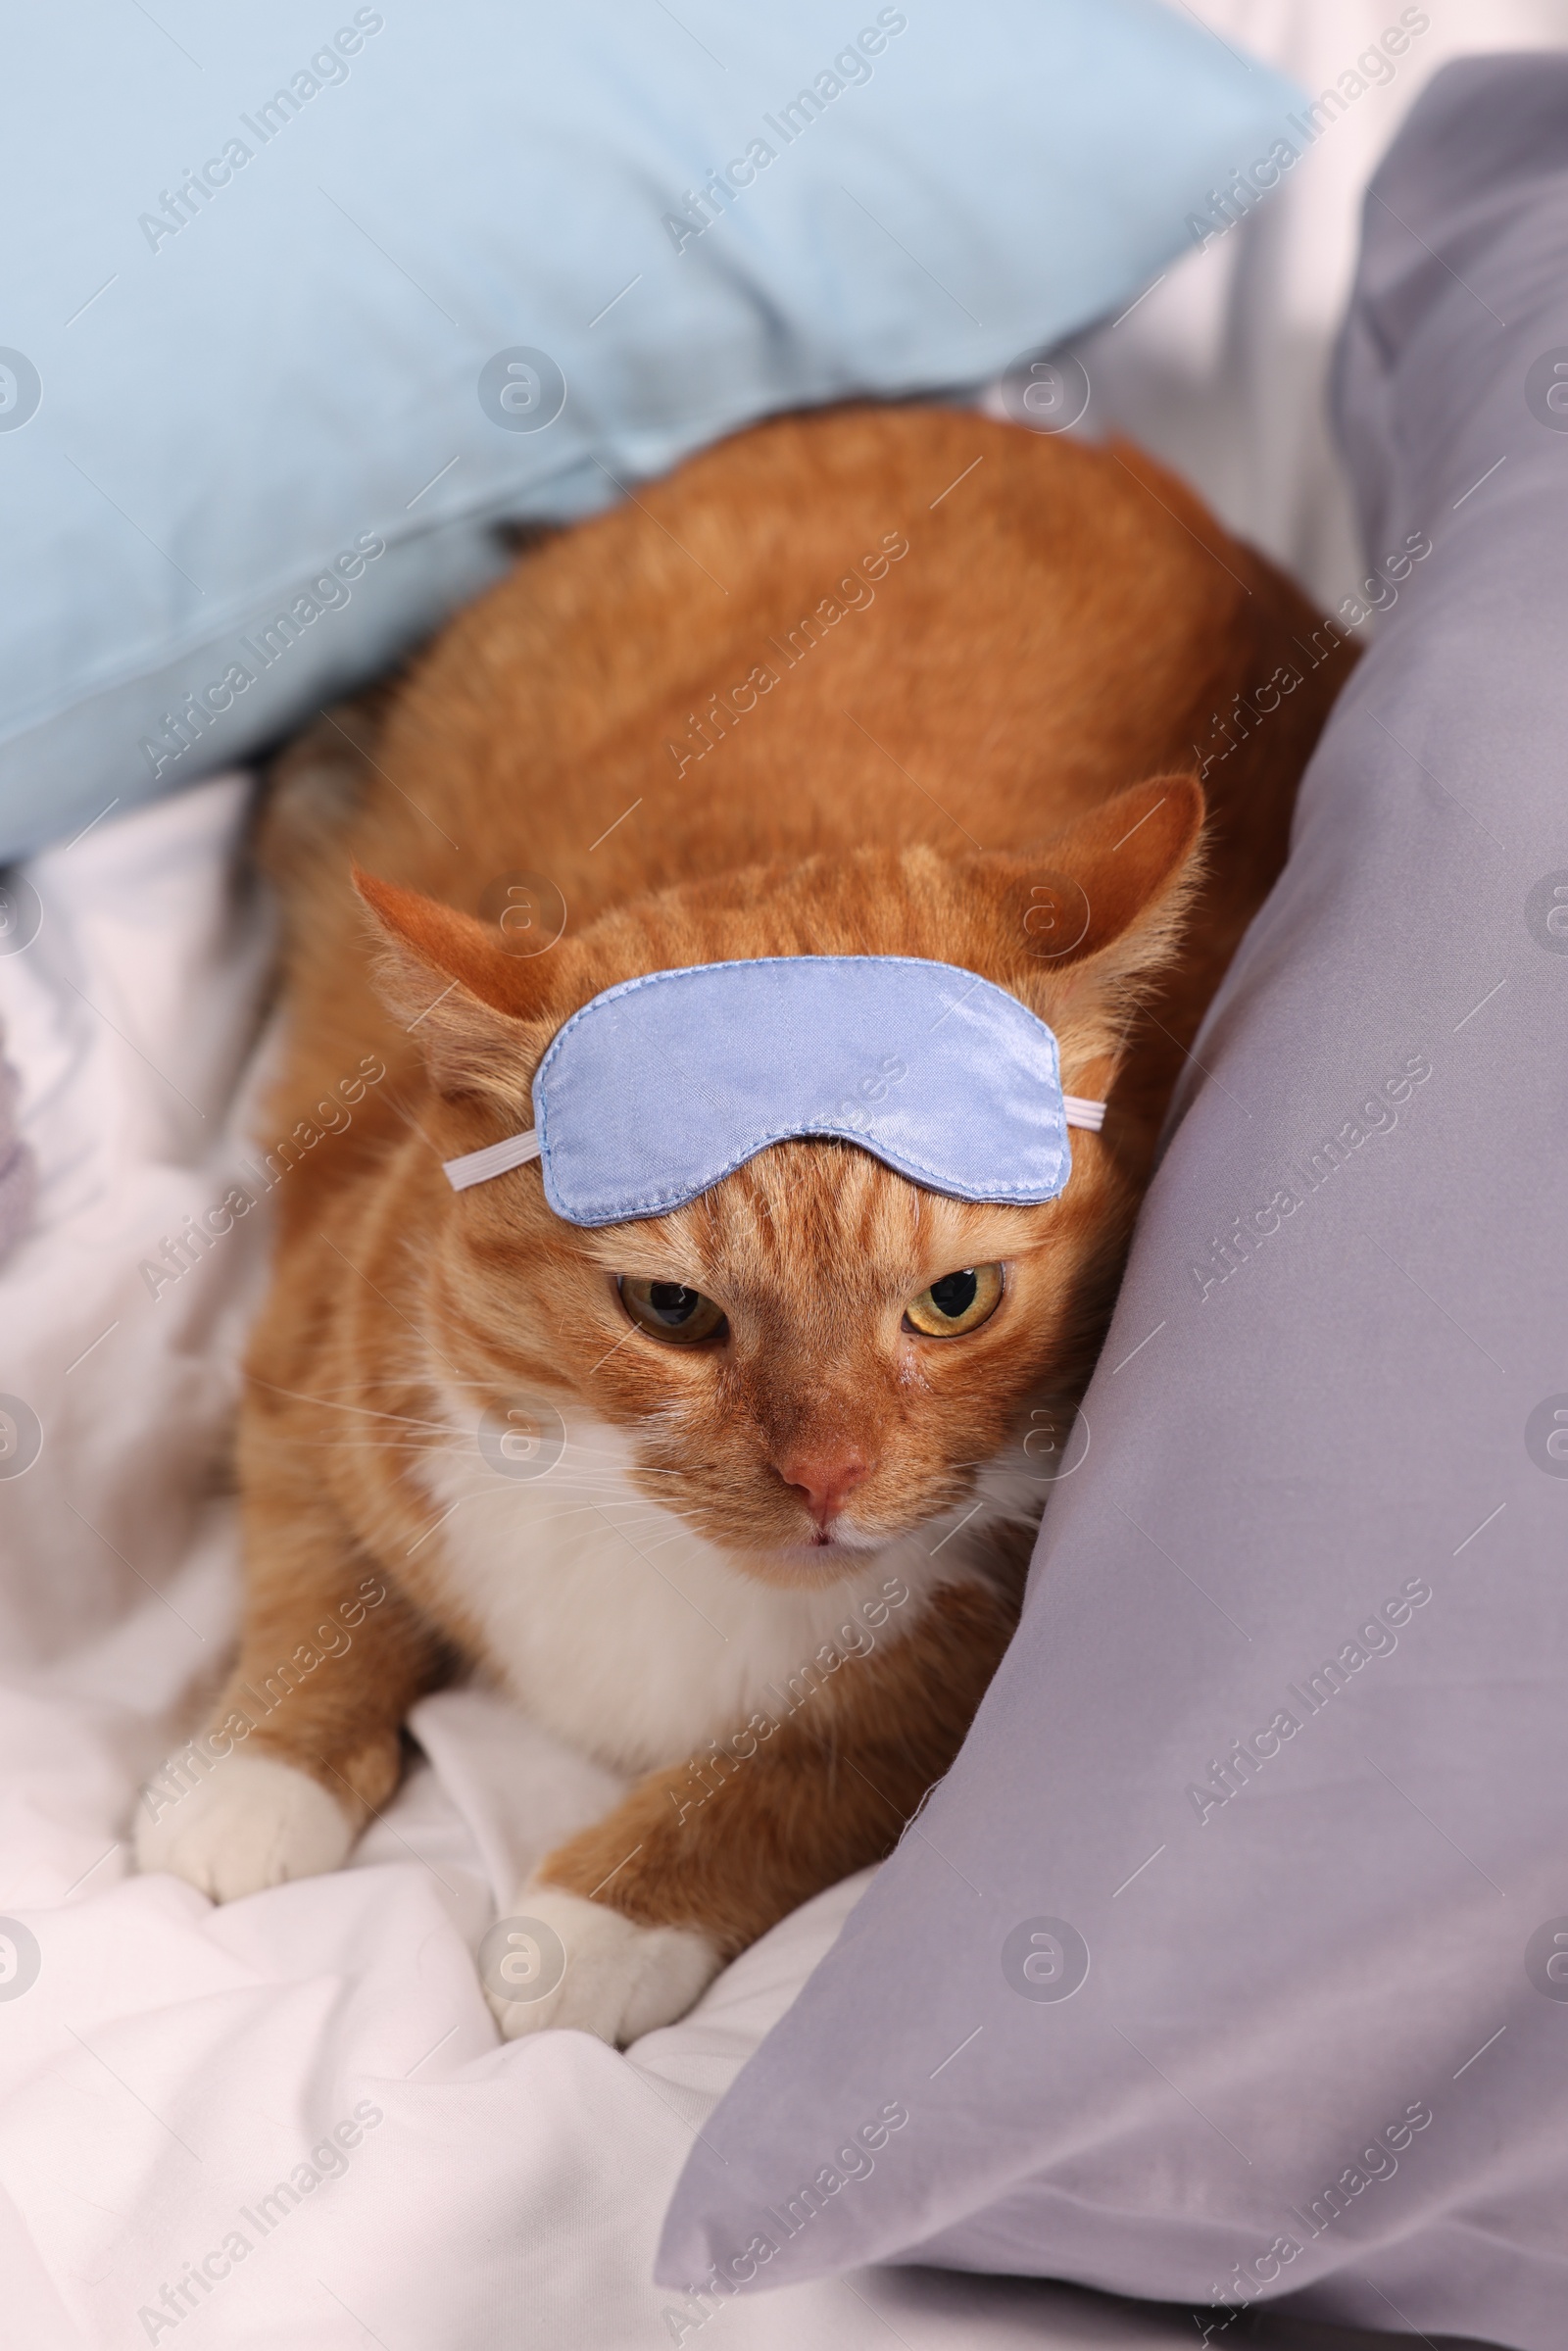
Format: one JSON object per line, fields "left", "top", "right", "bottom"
{"left": 656, "top": 57, "right": 1568, "bottom": 2351}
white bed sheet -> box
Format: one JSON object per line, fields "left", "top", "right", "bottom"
{"left": 4, "top": 6, "right": 1565, "bottom": 2346}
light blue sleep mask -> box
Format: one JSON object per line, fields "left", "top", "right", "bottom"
{"left": 442, "top": 955, "right": 1105, "bottom": 1227}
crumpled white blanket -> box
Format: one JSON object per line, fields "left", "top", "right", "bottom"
{"left": 3, "top": 6, "right": 1564, "bottom": 2345}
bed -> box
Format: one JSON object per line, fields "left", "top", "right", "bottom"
{"left": 2, "top": 5, "right": 1563, "bottom": 2345}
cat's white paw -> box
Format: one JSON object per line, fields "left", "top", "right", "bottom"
{"left": 483, "top": 1886, "right": 721, "bottom": 2047}
{"left": 134, "top": 1749, "right": 354, "bottom": 1901}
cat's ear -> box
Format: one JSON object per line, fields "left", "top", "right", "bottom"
{"left": 959, "top": 775, "right": 1204, "bottom": 1096}
{"left": 353, "top": 868, "right": 558, "bottom": 1109}
{"left": 970, "top": 774, "right": 1204, "bottom": 989}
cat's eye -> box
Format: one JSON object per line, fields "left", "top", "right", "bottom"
{"left": 904, "top": 1263, "right": 1004, "bottom": 1339}
{"left": 617, "top": 1276, "right": 728, "bottom": 1347}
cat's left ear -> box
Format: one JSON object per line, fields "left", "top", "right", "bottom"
{"left": 353, "top": 868, "right": 561, "bottom": 1111}
{"left": 958, "top": 773, "right": 1205, "bottom": 1086}
{"left": 962, "top": 774, "right": 1204, "bottom": 993}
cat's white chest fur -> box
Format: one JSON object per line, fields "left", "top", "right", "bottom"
{"left": 416, "top": 1403, "right": 967, "bottom": 1775}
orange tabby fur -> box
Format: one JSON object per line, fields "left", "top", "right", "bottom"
{"left": 139, "top": 405, "right": 1352, "bottom": 2038}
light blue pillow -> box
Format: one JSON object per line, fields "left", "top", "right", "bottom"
{"left": 0, "top": 2, "right": 1299, "bottom": 859}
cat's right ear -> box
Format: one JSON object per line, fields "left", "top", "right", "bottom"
{"left": 353, "top": 868, "right": 559, "bottom": 1111}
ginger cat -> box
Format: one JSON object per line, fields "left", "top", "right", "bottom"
{"left": 136, "top": 405, "right": 1350, "bottom": 2043}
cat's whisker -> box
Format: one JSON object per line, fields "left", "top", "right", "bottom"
{"left": 479, "top": 1486, "right": 686, "bottom": 1523}
{"left": 280, "top": 1373, "right": 449, "bottom": 1402}
{"left": 589, "top": 1510, "right": 693, "bottom": 1551}
{"left": 263, "top": 1437, "right": 474, "bottom": 1458}
{"left": 553, "top": 1453, "right": 687, "bottom": 1480}
{"left": 247, "top": 1375, "right": 456, "bottom": 1435}
{"left": 236, "top": 1400, "right": 461, "bottom": 1439}
{"left": 240, "top": 1420, "right": 464, "bottom": 1449}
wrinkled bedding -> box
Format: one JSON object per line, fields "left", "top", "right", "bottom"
{"left": 3, "top": 5, "right": 1564, "bottom": 2345}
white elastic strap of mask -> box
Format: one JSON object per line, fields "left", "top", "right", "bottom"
{"left": 1062, "top": 1095, "right": 1107, "bottom": 1133}
{"left": 444, "top": 1128, "right": 542, "bottom": 1192}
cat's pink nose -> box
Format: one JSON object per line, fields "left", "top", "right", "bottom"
{"left": 778, "top": 1448, "right": 869, "bottom": 1529}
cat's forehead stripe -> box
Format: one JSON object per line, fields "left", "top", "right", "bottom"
{"left": 442, "top": 955, "right": 1105, "bottom": 1225}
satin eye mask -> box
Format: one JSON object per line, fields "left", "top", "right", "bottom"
{"left": 441, "top": 955, "right": 1105, "bottom": 1228}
